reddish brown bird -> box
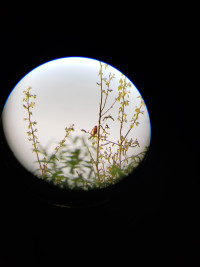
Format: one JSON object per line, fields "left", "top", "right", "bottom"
{"left": 89, "top": 125, "right": 98, "bottom": 139}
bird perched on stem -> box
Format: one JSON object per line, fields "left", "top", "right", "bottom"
{"left": 88, "top": 125, "right": 98, "bottom": 140}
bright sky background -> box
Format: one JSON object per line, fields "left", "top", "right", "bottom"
{"left": 2, "top": 57, "right": 151, "bottom": 175}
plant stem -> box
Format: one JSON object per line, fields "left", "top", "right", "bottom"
{"left": 119, "top": 78, "right": 126, "bottom": 169}
{"left": 101, "top": 98, "right": 118, "bottom": 117}
{"left": 96, "top": 62, "right": 103, "bottom": 185}
{"left": 85, "top": 143, "right": 98, "bottom": 178}
{"left": 27, "top": 94, "right": 44, "bottom": 176}
{"left": 123, "top": 103, "right": 142, "bottom": 143}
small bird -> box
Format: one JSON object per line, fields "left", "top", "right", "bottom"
{"left": 89, "top": 125, "right": 98, "bottom": 139}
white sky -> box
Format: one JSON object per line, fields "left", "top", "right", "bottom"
{"left": 2, "top": 57, "right": 151, "bottom": 175}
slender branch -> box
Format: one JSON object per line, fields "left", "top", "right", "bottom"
{"left": 26, "top": 90, "right": 44, "bottom": 176}
{"left": 121, "top": 149, "right": 147, "bottom": 164}
{"left": 101, "top": 92, "right": 108, "bottom": 114}
{"left": 119, "top": 77, "right": 126, "bottom": 168}
{"left": 100, "top": 140, "right": 119, "bottom": 147}
{"left": 101, "top": 98, "right": 118, "bottom": 117}
{"left": 101, "top": 78, "right": 110, "bottom": 112}
{"left": 122, "top": 103, "right": 142, "bottom": 144}
{"left": 85, "top": 145, "right": 98, "bottom": 177}
{"left": 99, "top": 153, "right": 106, "bottom": 182}
{"left": 54, "top": 124, "right": 74, "bottom": 154}
{"left": 96, "top": 62, "right": 103, "bottom": 185}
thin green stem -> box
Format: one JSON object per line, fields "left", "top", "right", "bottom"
{"left": 122, "top": 103, "right": 142, "bottom": 143}
{"left": 27, "top": 93, "right": 44, "bottom": 176}
{"left": 101, "top": 98, "right": 118, "bottom": 117}
{"left": 96, "top": 62, "right": 103, "bottom": 185}
{"left": 119, "top": 77, "right": 126, "bottom": 168}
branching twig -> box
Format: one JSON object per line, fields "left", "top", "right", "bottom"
{"left": 23, "top": 87, "right": 44, "bottom": 176}
{"left": 101, "top": 98, "right": 118, "bottom": 117}
{"left": 123, "top": 100, "right": 144, "bottom": 143}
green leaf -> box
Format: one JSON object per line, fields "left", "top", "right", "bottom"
{"left": 50, "top": 154, "right": 59, "bottom": 161}
{"left": 52, "top": 171, "right": 64, "bottom": 179}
